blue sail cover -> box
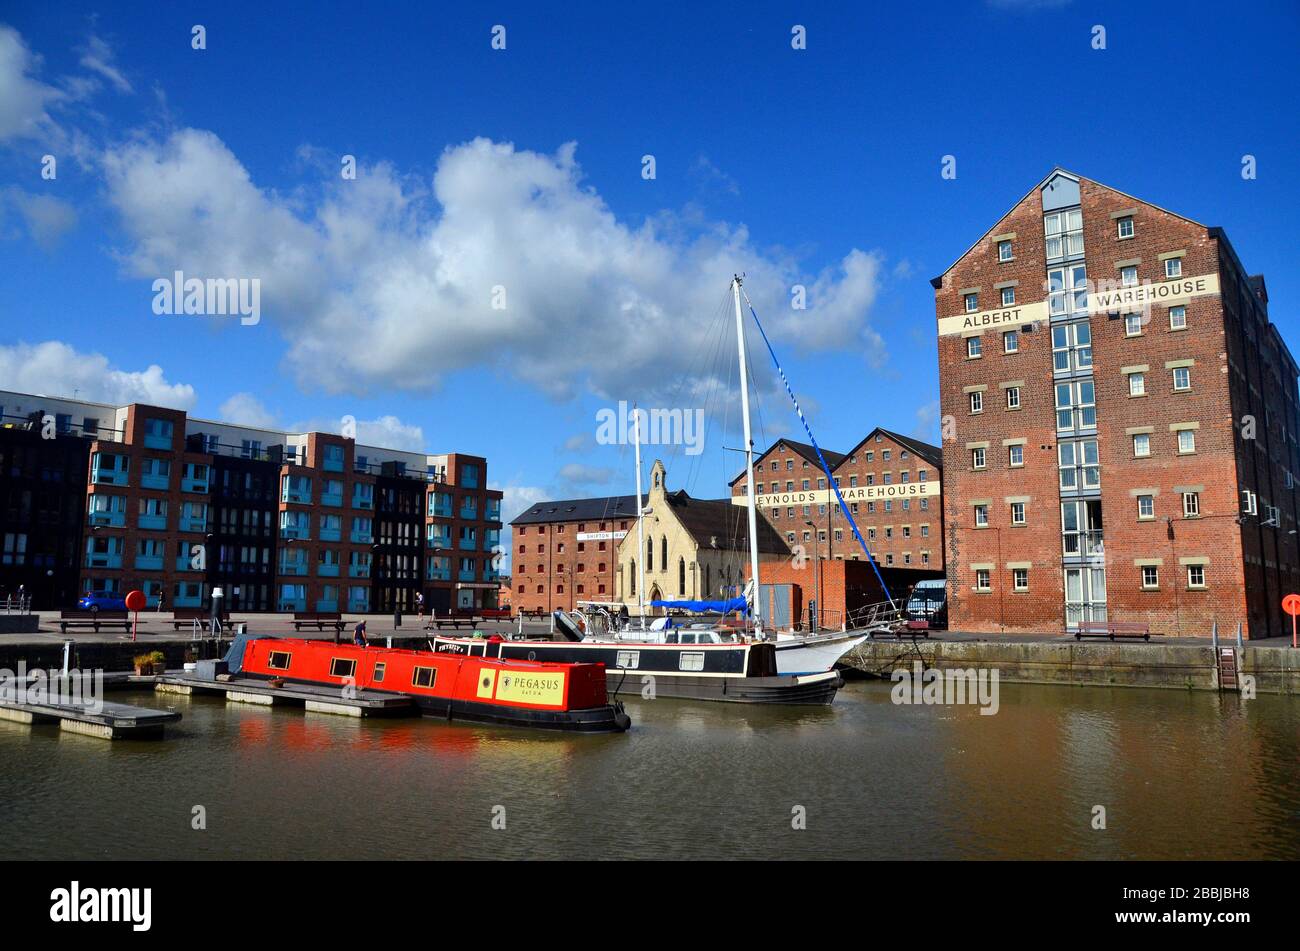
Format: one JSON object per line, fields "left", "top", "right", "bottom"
{"left": 649, "top": 597, "right": 750, "bottom": 614}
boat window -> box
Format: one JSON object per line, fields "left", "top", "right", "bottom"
{"left": 679, "top": 652, "right": 705, "bottom": 672}
{"left": 330, "top": 658, "right": 357, "bottom": 679}
{"left": 412, "top": 666, "right": 437, "bottom": 688}
{"left": 372, "top": 662, "right": 386, "bottom": 683}
{"left": 267, "top": 651, "right": 291, "bottom": 670}
{"left": 680, "top": 633, "right": 696, "bottom": 644}
{"left": 615, "top": 650, "right": 639, "bottom": 669}
{"left": 665, "top": 632, "right": 678, "bottom": 643}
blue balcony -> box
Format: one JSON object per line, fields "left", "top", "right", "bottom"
{"left": 348, "top": 564, "right": 370, "bottom": 579}
{"left": 281, "top": 523, "right": 310, "bottom": 541}
{"left": 89, "top": 510, "right": 125, "bottom": 528}
{"left": 458, "top": 503, "right": 477, "bottom": 520}
{"left": 458, "top": 568, "right": 476, "bottom": 583}
{"left": 181, "top": 476, "right": 209, "bottom": 493}
{"left": 427, "top": 566, "right": 450, "bottom": 582}
{"left": 91, "top": 467, "right": 127, "bottom": 486}
{"left": 350, "top": 528, "right": 373, "bottom": 545}
{"left": 174, "top": 593, "right": 203, "bottom": 608}
{"left": 321, "top": 490, "right": 343, "bottom": 507}
{"left": 278, "top": 596, "right": 307, "bottom": 612}
{"left": 486, "top": 503, "right": 502, "bottom": 522}
{"left": 458, "top": 535, "right": 478, "bottom": 551}
{"left": 86, "top": 552, "right": 122, "bottom": 569}
{"left": 317, "top": 563, "right": 340, "bottom": 578}
{"left": 279, "top": 561, "right": 308, "bottom": 577}
{"left": 143, "top": 433, "right": 172, "bottom": 451}
{"left": 323, "top": 447, "right": 345, "bottom": 473}
{"left": 180, "top": 515, "right": 207, "bottom": 533}
{"left": 139, "top": 513, "right": 168, "bottom": 531}
{"left": 483, "top": 568, "right": 501, "bottom": 583}
{"left": 316, "top": 598, "right": 339, "bottom": 612}
{"left": 429, "top": 496, "right": 452, "bottom": 518}
{"left": 175, "top": 556, "right": 200, "bottom": 573}
{"left": 427, "top": 534, "right": 451, "bottom": 550}
{"left": 347, "top": 594, "right": 369, "bottom": 612}
{"left": 141, "top": 472, "right": 170, "bottom": 491}
{"left": 320, "top": 525, "right": 342, "bottom": 542}
{"left": 353, "top": 489, "right": 374, "bottom": 510}
{"left": 283, "top": 488, "right": 312, "bottom": 505}
{"left": 135, "top": 554, "right": 164, "bottom": 571}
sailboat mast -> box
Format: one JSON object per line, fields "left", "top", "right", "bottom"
{"left": 732, "top": 276, "right": 764, "bottom": 638}
{"left": 633, "top": 402, "right": 647, "bottom": 630}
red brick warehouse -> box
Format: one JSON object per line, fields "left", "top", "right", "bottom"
{"left": 933, "top": 168, "right": 1299, "bottom": 638}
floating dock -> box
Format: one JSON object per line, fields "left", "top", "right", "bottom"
{"left": 0, "top": 695, "right": 181, "bottom": 739}
{"left": 156, "top": 674, "right": 417, "bottom": 717}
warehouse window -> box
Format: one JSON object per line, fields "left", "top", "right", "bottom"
{"left": 969, "top": 391, "right": 983, "bottom": 414}
{"left": 1137, "top": 495, "right": 1155, "bottom": 519}
{"left": 975, "top": 569, "right": 991, "bottom": 591}
{"left": 971, "top": 447, "right": 987, "bottom": 469}
{"left": 1177, "top": 430, "right": 1196, "bottom": 454}
{"left": 1133, "top": 433, "right": 1151, "bottom": 458}
{"left": 1006, "top": 386, "right": 1021, "bottom": 409}
{"left": 1182, "top": 492, "right": 1200, "bottom": 518}
{"left": 1169, "top": 305, "right": 1187, "bottom": 330}
{"left": 965, "top": 293, "right": 979, "bottom": 312}
{"left": 1186, "top": 565, "right": 1206, "bottom": 589}
{"left": 1001, "top": 286, "right": 1016, "bottom": 307}
{"left": 966, "top": 336, "right": 982, "bottom": 358}
{"left": 1013, "top": 568, "right": 1028, "bottom": 591}
{"left": 1165, "top": 258, "right": 1182, "bottom": 278}
{"left": 1117, "top": 216, "right": 1134, "bottom": 239}
{"left": 1009, "top": 445, "right": 1024, "bottom": 467}
{"left": 1128, "top": 372, "right": 1145, "bottom": 396}
{"left": 1003, "top": 330, "right": 1018, "bottom": 353}
{"left": 998, "top": 239, "right": 1012, "bottom": 261}
{"left": 1010, "top": 502, "right": 1026, "bottom": 525}
{"left": 1173, "top": 367, "right": 1191, "bottom": 391}
{"left": 1141, "top": 566, "right": 1159, "bottom": 590}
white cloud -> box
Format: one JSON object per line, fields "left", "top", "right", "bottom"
{"left": 3, "top": 189, "right": 77, "bottom": 250}
{"left": 217, "top": 392, "right": 278, "bottom": 429}
{"left": 0, "top": 340, "right": 196, "bottom": 408}
{"left": 913, "top": 399, "right": 940, "bottom": 441}
{"left": 557, "top": 463, "right": 617, "bottom": 488}
{"left": 349, "top": 415, "right": 425, "bottom": 452}
{"left": 0, "top": 26, "right": 64, "bottom": 142}
{"left": 101, "top": 132, "right": 886, "bottom": 402}
{"left": 78, "top": 36, "right": 132, "bottom": 94}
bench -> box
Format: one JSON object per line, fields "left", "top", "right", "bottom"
{"left": 1075, "top": 621, "right": 1151, "bottom": 642}
{"left": 292, "top": 611, "right": 346, "bottom": 632}
{"left": 59, "top": 609, "right": 132, "bottom": 634}
{"left": 517, "top": 608, "right": 548, "bottom": 620}
{"left": 172, "top": 608, "right": 231, "bottom": 632}
{"left": 424, "top": 616, "right": 483, "bottom": 631}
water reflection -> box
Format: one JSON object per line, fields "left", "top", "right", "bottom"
{"left": 0, "top": 682, "right": 1295, "bottom": 860}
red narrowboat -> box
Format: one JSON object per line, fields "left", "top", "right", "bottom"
{"left": 228, "top": 636, "right": 631, "bottom": 733}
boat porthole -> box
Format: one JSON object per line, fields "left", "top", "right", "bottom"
{"left": 528, "top": 651, "right": 536, "bottom": 661}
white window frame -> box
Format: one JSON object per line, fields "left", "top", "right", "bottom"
{"left": 998, "top": 239, "right": 1012, "bottom": 261}
{"left": 1003, "top": 330, "right": 1018, "bottom": 353}
{"left": 1173, "top": 367, "right": 1191, "bottom": 391}
{"left": 1141, "top": 565, "right": 1159, "bottom": 590}
{"left": 971, "top": 447, "right": 987, "bottom": 469}
{"left": 1177, "top": 430, "right": 1196, "bottom": 455}
{"left": 1006, "top": 386, "right": 1021, "bottom": 409}
{"left": 1128, "top": 372, "right": 1145, "bottom": 396}
{"left": 1137, "top": 495, "right": 1155, "bottom": 519}
{"left": 1183, "top": 492, "right": 1200, "bottom": 518}
{"left": 1133, "top": 433, "right": 1151, "bottom": 458}
{"left": 1117, "top": 216, "right": 1134, "bottom": 239}
{"left": 1186, "top": 565, "right": 1206, "bottom": 589}
{"left": 1008, "top": 445, "right": 1024, "bottom": 468}
{"left": 966, "top": 336, "right": 982, "bottom": 359}
{"left": 965, "top": 293, "right": 979, "bottom": 313}
{"left": 1164, "top": 257, "right": 1182, "bottom": 278}
{"left": 1012, "top": 567, "right": 1029, "bottom": 591}
{"left": 1010, "top": 501, "right": 1026, "bottom": 525}
{"left": 1001, "top": 286, "right": 1016, "bottom": 306}
{"left": 1169, "top": 305, "right": 1187, "bottom": 330}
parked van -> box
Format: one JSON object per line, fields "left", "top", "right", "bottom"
{"left": 905, "top": 579, "right": 947, "bottom": 628}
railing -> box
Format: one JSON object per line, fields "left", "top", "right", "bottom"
{"left": 845, "top": 600, "right": 908, "bottom": 631}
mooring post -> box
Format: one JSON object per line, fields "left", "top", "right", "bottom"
{"left": 1236, "top": 621, "right": 1244, "bottom": 650}
{"left": 62, "top": 640, "right": 73, "bottom": 677}
{"left": 1211, "top": 621, "right": 1219, "bottom": 651}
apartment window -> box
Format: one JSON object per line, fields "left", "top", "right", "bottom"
{"left": 1012, "top": 568, "right": 1028, "bottom": 591}
{"left": 965, "top": 293, "right": 979, "bottom": 313}
{"left": 1141, "top": 566, "right": 1159, "bottom": 589}
{"left": 1006, "top": 386, "right": 1021, "bottom": 409}
{"left": 1051, "top": 321, "right": 1092, "bottom": 371}
{"left": 1137, "top": 495, "right": 1155, "bottom": 519}
{"left": 1187, "top": 565, "right": 1206, "bottom": 589}
{"left": 971, "top": 447, "right": 987, "bottom": 469}
{"left": 1055, "top": 380, "right": 1096, "bottom": 432}
{"left": 969, "top": 391, "right": 983, "bottom": 414}
{"left": 1173, "top": 367, "right": 1191, "bottom": 391}
{"left": 1177, "top": 430, "right": 1196, "bottom": 454}
{"left": 975, "top": 569, "right": 991, "bottom": 591}
{"left": 1117, "top": 216, "right": 1134, "bottom": 239}
{"left": 1164, "top": 257, "right": 1182, "bottom": 278}
{"left": 998, "top": 239, "right": 1012, "bottom": 261}
{"left": 1044, "top": 209, "right": 1083, "bottom": 261}
{"left": 966, "top": 336, "right": 982, "bottom": 359}
{"left": 1001, "top": 286, "right": 1016, "bottom": 307}
{"left": 1009, "top": 444, "right": 1024, "bottom": 467}
{"left": 1058, "top": 439, "right": 1100, "bottom": 490}
{"left": 1133, "top": 433, "right": 1151, "bottom": 458}
{"left": 1010, "top": 502, "right": 1026, "bottom": 525}
{"left": 1003, "top": 329, "right": 1019, "bottom": 352}
{"left": 1128, "top": 372, "right": 1145, "bottom": 396}
{"left": 1183, "top": 492, "right": 1201, "bottom": 518}
{"left": 1048, "top": 263, "right": 1088, "bottom": 316}
{"left": 1121, "top": 265, "right": 1138, "bottom": 287}
{"left": 1124, "top": 313, "right": 1143, "bottom": 336}
{"left": 974, "top": 504, "right": 989, "bottom": 526}
{"left": 1169, "top": 305, "right": 1187, "bottom": 330}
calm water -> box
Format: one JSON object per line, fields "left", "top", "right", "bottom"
{"left": 1, "top": 681, "right": 1297, "bottom": 860}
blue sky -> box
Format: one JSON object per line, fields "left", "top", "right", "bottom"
{"left": 2, "top": 0, "right": 1299, "bottom": 533}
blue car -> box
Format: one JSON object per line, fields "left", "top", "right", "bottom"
{"left": 78, "top": 591, "right": 128, "bottom": 612}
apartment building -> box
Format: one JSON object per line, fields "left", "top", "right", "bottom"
{"left": 933, "top": 168, "right": 1299, "bottom": 637}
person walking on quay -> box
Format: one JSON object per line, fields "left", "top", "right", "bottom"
{"left": 415, "top": 591, "right": 424, "bottom": 623}
{"left": 353, "top": 619, "right": 368, "bottom": 647}
{"left": 156, "top": 588, "right": 166, "bottom": 614}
